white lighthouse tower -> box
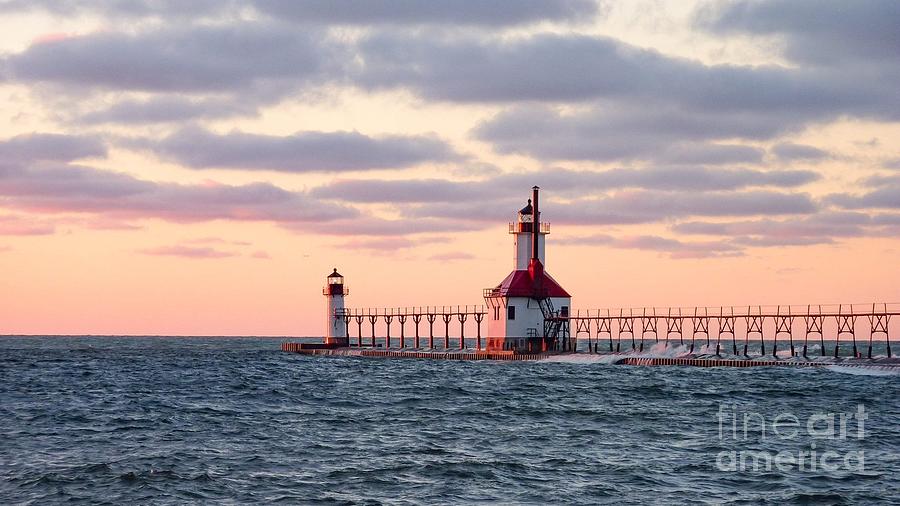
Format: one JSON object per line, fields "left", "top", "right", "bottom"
{"left": 323, "top": 268, "right": 349, "bottom": 346}
{"left": 484, "top": 187, "right": 571, "bottom": 352}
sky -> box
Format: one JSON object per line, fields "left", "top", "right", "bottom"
{"left": 0, "top": 0, "right": 898, "bottom": 336}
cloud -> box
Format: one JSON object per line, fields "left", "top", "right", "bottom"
{"left": 133, "top": 126, "right": 460, "bottom": 172}
{"left": 495, "top": 166, "right": 820, "bottom": 193}
{"left": 861, "top": 173, "right": 900, "bottom": 188}
{"left": 183, "top": 237, "right": 253, "bottom": 247}
{"left": 336, "top": 235, "right": 448, "bottom": 251}
{"left": 557, "top": 233, "right": 742, "bottom": 259}
{"left": 5, "top": 11, "right": 896, "bottom": 145}
{"left": 81, "top": 219, "right": 143, "bottom": 231}
{"left": 253, "top": 0, "right": 600, "bottom": 26}
{"left": 139, "top": 245, "right": 237, "bottom": 259}
{"left": 312, "top": 178, "right": 492, "bottom": 203}
{"left": 427, "top": 251, "right": 475, "bottom": 262}
{"left": 79, "top": 96, "right": 258, "bottom": 124}
{"left": 733, "top": 235, "right": 833, "bottom": 247}
{"left": 2, "top": 131, "right": 818, "bottom": 237}
{"left": 871, "top": 213, "right": 900, "bottom": 225}
{"left": 656, "top": 143, "right": 765, "bottom": 165}
{"left": 301, "top": 217, "right": 486, "bottom": 237}
{"left": 403, "top": 189, "right": 817, "bottom": 225}
{"left": 356, "top": 31, "right": 896, "bottom": 116}
{"left": 771, "top": 142, "right": 830, "bottom": 161}
{"left": 250, "top": 250, "right": 271, "bottom": 259}
{"left": 1, "top": 0, "right": 600, "bottom": 27}
{"left": 353, "top": 30, "right": 896, "bottom": 162}
{"left": 698, "top": 0, "right": 900, "bottom": 67}
{"left": 5, "top": 23, "right": 342, "bottom": 95}
{"left": 669, "top": 211, "right": 900, "bottom": 247}
{"left": 827, "top": 174, "right": 900, "bottom": 209}
{"left": 1, "top": 8, "right": 605, "bottom": 120}
{"left": 884, "top": 158, "right": 900, "bottom": 170}
{"left": 0, "top": 0, "right": 234, "bottom": 19}
{"left": 0, "top": 133, "right": 106, "bottom": 163}
{"left": 475, "top": 103, "right": 833, "bottom": 163}
{"left": 0, "top": 159, "right": 357, "bottom": 225}
{"left": 312, "top": 167, "right": 820, "bottom": 205}
{"left": 0, "top": 214, "right": 55, "bottom": 235}
{"left": 0, "top": 162, "right": 155, "bottom": 200}
{"left": 549, "top": 190, "right": 818, "bottom": 224}
{"left": 828, "top": 187, "right": 900, "bottom": 210}
{"left": 356, "top": 32, "right": 682, "bottom": 103}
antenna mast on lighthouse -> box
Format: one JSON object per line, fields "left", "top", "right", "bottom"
{"left": 529, "top": 186, "right": 545, "bottom": 298}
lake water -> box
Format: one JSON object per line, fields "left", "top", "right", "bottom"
{"left": 2, "top": 336, "right": 898, "bottom": 504}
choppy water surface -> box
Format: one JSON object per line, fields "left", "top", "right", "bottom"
{"left": 1, "top": 336, "right": 898, "bottom": 504}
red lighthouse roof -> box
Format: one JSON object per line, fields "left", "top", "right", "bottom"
{"left": 492, "top": 269, "right": 570, "bottom": 298}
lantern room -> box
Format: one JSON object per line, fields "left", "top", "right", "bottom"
{"left": 510, "top": 190, "right": 549, "bottom": 270}
{"left": 323, "top": 268, "right": 349, "bottom": 343}
{"left": 324, "top": 268, "right": 348, "bottom": 296}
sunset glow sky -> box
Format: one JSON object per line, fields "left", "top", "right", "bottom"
{"left": 1, "top": 1, "right": 898, "bottom": 336}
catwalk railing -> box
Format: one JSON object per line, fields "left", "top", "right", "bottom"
{"left": 334, "top": 306, "right": 488, "bottom": 350}
{"left": 551, "top": 303, "right": 897, "bottom": 358}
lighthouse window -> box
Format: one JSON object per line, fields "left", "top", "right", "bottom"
{"left": 507, "top": 305, "right": 516, "bottom": 320}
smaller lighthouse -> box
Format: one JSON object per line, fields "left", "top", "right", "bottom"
{"left": 323, "top": 268, "right": 349, "bottom": 346}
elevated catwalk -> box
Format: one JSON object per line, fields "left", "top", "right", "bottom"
{"left": 554, "top": 303, "right": 897, "bottom": 359}
{"left": 282, "top": 303, "right": 899, "bottom": 369}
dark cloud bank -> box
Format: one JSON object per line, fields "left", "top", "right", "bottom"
{"left": 1, "top": 1, "right": 898, "bottom": 256}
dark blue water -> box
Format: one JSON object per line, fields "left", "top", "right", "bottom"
{"left": 2, "top": 337, "right": 898, "bottom": 504}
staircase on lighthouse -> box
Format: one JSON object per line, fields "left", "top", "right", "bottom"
{"left": 323, "top": 268, "right": 349, "bottom": 346}
{"left": 483, "top": 186, "right": 572, "bottom": 353}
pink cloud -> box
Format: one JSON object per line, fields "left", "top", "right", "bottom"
{"left": 250, "top": 250, "right": 271, "bottom": 259}
{"left": 183, "top": 236, "right": 252, "bottom": 246}
{"left": 0, "top": 215, "right": 55, "bottom": 236}
{"left": 33, "top": 32, "right": 72, "bottom": 45}
{"left": 82, "top": 219, "right": 143, "bottom": 231}
{"left": 336, "top": 236, "right": 448, "bottom": 251}
{"left": 557, "top": 233, "right": 742, "bottom": 259}
{"left": 428, "top": 252, "right": 475, "bottom": 261}
{"left": 138, "top": 245, "right": 236, "bottom": 259}
{"left": 0, "top": 161, "right": 356, "bottom": 224}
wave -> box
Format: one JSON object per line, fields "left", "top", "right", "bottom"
{"left": 825, "top": 365, "right": 900, "bottom": 376}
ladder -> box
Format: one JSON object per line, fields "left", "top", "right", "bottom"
{"left": 538, "top": 297, "right": 564, "bottom": 349}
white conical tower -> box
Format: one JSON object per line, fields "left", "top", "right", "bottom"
{"left": 511, "top": 195, "right": 547, "bottom": 269}
{"left": 323, "top": 268, "right": 348, "bottom": 345}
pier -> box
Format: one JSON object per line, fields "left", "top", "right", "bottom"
{"left": 556, "top": 303, "right": 896, "bottom": 359}
{"left": 284, "top": 188, "right": 898, "bottom": 370}
{"left": 282, "top": 302, "right": 899, "bottom": 368}
{"left": 336, "top": 306, "right": 485, "bottom": 350}
{"left": 312, "top": 302, "right": 896, "bottom": 358}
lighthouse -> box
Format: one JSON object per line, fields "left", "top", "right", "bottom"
{"left": 484, "top": 187, "right": 571, "bottom": 352}
{"left": 323, "top": 268, "right": 349, "bottom": 346}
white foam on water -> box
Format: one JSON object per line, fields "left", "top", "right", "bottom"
{"left": 544, "top": 342, "right": 698, "bottom": 363}
{"left": 825, "top": 365, "right": 900, "bottom": 377}
{"left": 542, "top": 353, "right": 622, "bottom": 364}
{"left": 545, "top": 343, "right": 900, "bottom": 371}
{"left": 633, "top": 342, "right": 694, "bottom": 358}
